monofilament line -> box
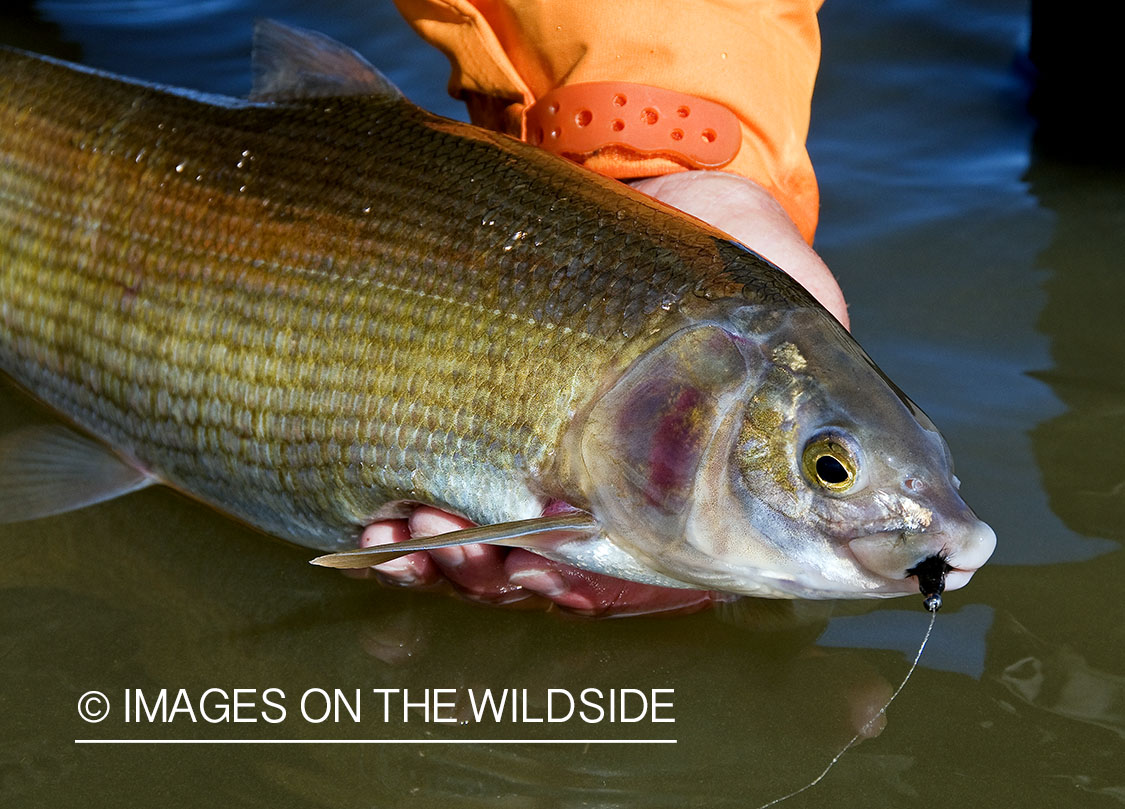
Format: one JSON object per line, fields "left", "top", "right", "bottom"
{"left": 753, "top": 608, "right": 938, "bottom": 809}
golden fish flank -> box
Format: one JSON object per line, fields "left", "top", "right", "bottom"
{"left": 0, "top": 21, "right": 995, "bottom": 602}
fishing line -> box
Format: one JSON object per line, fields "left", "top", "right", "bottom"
{"left": 752, "top": 607, "right": 938, "bottom": 809}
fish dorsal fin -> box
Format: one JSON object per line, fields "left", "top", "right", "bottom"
{"left": 310, "top": 513, "right": 599, "bottom": 569}
{"left": 0, "top": 424, "right": 155, "bottom": 524}
{"left": 250, "top": 19, "right": 402, "bottom": 103}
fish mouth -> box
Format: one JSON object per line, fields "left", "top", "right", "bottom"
{"left": 848, "top": 519, "right": 996, "bottom": 595}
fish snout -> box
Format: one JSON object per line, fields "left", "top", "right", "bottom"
{"left": 848, "top": 515, "right": 996, "bottom": 595}
{"left": 934, "top": 517, "right": 996, "bottom": 591}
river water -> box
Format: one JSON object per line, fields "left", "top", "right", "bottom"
{"left": 1, "top": 1, "right": 1122, "bottom": 807}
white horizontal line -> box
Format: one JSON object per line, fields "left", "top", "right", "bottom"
{"left": 75, "top": 738, "right": 677, "bottom": 745}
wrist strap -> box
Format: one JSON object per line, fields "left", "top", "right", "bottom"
{"left": 523, "top": 81, "right": 741, "bottom": 169}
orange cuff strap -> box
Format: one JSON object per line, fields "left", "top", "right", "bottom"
{"left": 523, "top": 82, "right": 741, "bottom": 170}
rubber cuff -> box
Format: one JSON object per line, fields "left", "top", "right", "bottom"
{"left": 524, "top": 82, "right": 741, "bottom": 169}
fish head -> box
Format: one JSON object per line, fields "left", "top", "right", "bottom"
{"left": 574, "top": 304, "right": 995, "bottom": 599}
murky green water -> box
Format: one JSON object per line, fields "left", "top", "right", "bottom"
{"left": 2, "top": 1, "right": 1122, "bottom": 807}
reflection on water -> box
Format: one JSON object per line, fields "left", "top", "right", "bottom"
{"left": 0, "top": 486, "right": 908, "bottom": 808}
{"left": 996, "top": 614, "right": 1125, "bottom": 741}
{"left": 1, "top": 0, "right": 1123, "bottom": 807}
{"left": 1027, "top": 158, "right": 1125, "bottom": 544}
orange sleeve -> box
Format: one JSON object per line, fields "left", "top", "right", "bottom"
{"left": 393, "top": 0, "right": 823, "bottom": 244}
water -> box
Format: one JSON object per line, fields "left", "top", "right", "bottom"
{"left": 2, "top": 1, "right": 1122, "bottom": 806}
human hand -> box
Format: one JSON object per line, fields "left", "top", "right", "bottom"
{"left": 352, "top": 507, "right": 718, "bottom": 616}
{"left": 631, "top": 170, "right": 849, "bottom": 329}
{"left": 354, "top": 171, "right": 848, "bottom": 615}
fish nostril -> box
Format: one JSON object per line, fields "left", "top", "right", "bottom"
{"left": 907, "top": 554, "right": 952, "bottom": 612}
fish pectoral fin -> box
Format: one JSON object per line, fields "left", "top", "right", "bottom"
{"left": 310, "top": 512, "right": 600, "bottom": 569}
{"left": 250, "top": 19, "right": 403, "bottom": 103}
{"left": 0, "top": 424, "right": 155, "bottom": 524}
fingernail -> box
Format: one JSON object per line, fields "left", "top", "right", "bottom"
{"left": 432, "top": 546, "right": 466, "bottom": 568}
{"left": 509, "top": 569, "right": 569, "bottom": 599}
{"left": 373, "top": 558, "right": 419, "bottom": 586}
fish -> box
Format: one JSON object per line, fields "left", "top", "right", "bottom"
{"left": 0, "top": 21, "right": 995, "bottom": 602}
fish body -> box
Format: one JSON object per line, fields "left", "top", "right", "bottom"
{"left": 0, "top": 24, "right": 994, "bottom": 599}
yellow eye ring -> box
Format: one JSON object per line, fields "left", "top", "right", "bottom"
{"left": 802, "top": 439, "right": 858, "bottom": 492}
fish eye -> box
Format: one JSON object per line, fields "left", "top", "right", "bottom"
{"left": 802, "top": 435, "right": 859, "bottom": 493}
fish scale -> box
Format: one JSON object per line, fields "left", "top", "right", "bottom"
{"left": 1, "top": 24, "right": 1000, "bottom": 601}
{"left": 0, "top": 46, "right": 792, "bottom": 550}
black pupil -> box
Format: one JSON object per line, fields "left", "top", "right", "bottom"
{"left": 815, "top": 454, "right": 850, "bottom": 485}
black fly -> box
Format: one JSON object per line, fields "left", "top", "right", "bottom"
{"left": 908, "top": 554, "right": 952, "bottom": 612}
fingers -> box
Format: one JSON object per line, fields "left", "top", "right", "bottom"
{"left": 408, "top": 507, "right": 533, "bottom": 606}
{"left": 360, "top": 518, "right": 442, "bottom": 587}
{"left": 357, "top": 508, "right": 716, "bottom": 616}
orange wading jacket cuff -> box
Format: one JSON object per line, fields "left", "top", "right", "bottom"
{"left": 393, "top": 0, "right": 823, "bottom": 244}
